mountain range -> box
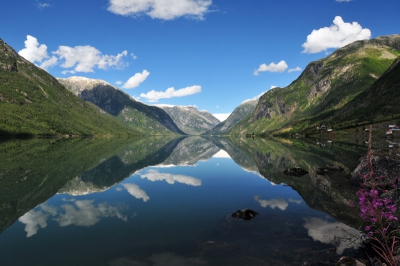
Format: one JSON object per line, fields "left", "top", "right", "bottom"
{"left": 231, "top": 34, "right": 400, "bottom": 135}
{"left": 57, "top": 76, "right": 185, "bottom": 135}
{"left": 1, "top": 34, "right": 400, "bottom": 137}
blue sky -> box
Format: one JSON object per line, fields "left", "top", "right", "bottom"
{"left": 1, "top": 0, "right": 399, "bottom": 121}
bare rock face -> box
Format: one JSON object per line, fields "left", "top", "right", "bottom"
{"left": 160, "top": 106, "right": 220, "bottom": 135}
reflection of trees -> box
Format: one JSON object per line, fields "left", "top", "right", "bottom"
{"left": 0, "top": 138, "right": 131, "bottom": 235}
{"left": 59, "top": 136, "right": 184, "bottom": 195}
{"left": 226, "top": 137, "right": 366, "bottom": 227}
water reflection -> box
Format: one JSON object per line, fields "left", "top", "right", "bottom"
{"left": 303, "top": 217, "right": 361, "bottom": 255}
{"left": 0, "top": 136, "right": 367, "bottom": 265}
{"left": 121, "top": 183, "right": 150, "bottom": 202}
{"left": 19, "top": 199, "right": 129, "bottom": 237}
{"left": 139, "top": 169, "right": 202, "bottom": 186}
{"left": 254, "top": 196, "right": 289, "bottom": 210}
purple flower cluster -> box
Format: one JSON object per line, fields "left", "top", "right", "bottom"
{"left": 354, "top": 126, "right": 399, "bottom": 265}
{"left": 357, "top": 188, "right": 398, "bottom": 224}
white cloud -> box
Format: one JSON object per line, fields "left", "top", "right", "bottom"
{"left": 122, "top": 70, "right": 150, "bottom": 89}
{"left": 107, "top": 0, "right": 212, "bottom": 20}
{"left": 122, "top": 183, "right": 150, "bottom": 202}
{"left": 254, "top": 196, "right": 288, "bottom": 210}
{"left": 212, "top": 113, "right": 230, "bottom": 122}
{"left": 140, "top": 85, "right": 201, "bottom": 102}
{"left": 288, "top": 67, "right": 302, "bottom": 73}
{"left": 54, "top": 45, "right": 128, "bottom": 73}
{"left": 19, "top": 35, "right": 48, "bottom": 62}
{"left": 116, "top": 81, "right": 123, "bottom": 85}
{"left": 140, "top": 169, "right": 201, "bottom": 186}
{"left": 302, "top": 16, "right": 371, "bottom": 54}
{"left": 37, "top": 1, "right": 51, "bottom": 9}
{"left": 336, "top": 0, "right": 352, "bottom": 2}
{"left": 19, "top": 35, "right": 129, "bottom": 73}
{"left": 253, "top": 60, "right": 288, "bottom": 76}
{"left": 303, "top": 217, "right": 361, "bottom": 255}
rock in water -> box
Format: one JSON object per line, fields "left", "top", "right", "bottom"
{"left": 316, "top": 164, "right": 344, "bottom": 175}
{"left": 231, "top": 209, "right": 259, "bottom": 220}
{"left": 283, "top": 167, "right": 308, "bottom": 177}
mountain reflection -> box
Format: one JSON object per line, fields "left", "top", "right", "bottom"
{"left": 1, "top": 135, "right": 367, "bottom": 239}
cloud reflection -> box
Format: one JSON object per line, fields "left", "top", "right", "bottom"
{"left": 254, "top": 196, "right": 288, "bottom": 210}
{"left": 109, "top": 252, "right": 207, "bottom": 266}
{"left": 55, "top": 200, "right": 128, "bottom": 227}
{"left": 18, "top": 209, "right": 50, "bottom": 237}
{"left": 19, "top": 200, "right": 129, "bottom": 237}
{"left": 122, "top": 183, "right": 150, "bottom": 202}
{"left": 140, "top": 169, "right": 201, "bottom": 186}
{"left": 303, "top": 217, "right": 361, "bottom": 255}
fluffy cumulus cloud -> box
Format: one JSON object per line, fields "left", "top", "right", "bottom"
{"left": 54, "top": 46, "right": 128, "bottom": 73}
{"left": 253, "top": 60, "right": 288, "bottom": 76}
{"left": 107, "top": 0, "right": 212, "bottom": 20}
{"left": 140, "top": 85, "right": 201, "bottom": 102}
{"left": 18, "top": 35, "right": 58, "bottom": 70}
{"left": 122, "top": 70, "right": 150, "bottom": 89}
{"left": 302, "top": 16, "right": 371, "bottom": 54}
{"left": 140, "top": 169, "right": 201, "bottom": 186}
{"left": 254, "top": 196, "right": 288, "bottom": 210}
{"left": 18, "top": 35, "right": 128, "bottom": 73}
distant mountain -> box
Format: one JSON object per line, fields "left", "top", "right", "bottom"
{"left": 0, "top": 38, "right": 134, "bottom": 136}
{"left": 160, "top": 136, "right": 220, "bottom": 165}
{"left": 159, "top": 105, "right": 220, "bottom": 135}
{"left": 205, "top": 99, "right": 258, "bottom": 135}
{"left": 231, "top": 34, "right": 400, "bottom": 134}
{"left": 58, "top": 77, "right": 185, "bottom": 135}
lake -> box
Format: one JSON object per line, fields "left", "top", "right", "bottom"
{"left": 0, "top": 136, "right": 368, "bottom": 265}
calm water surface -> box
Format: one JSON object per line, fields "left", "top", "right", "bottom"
{"left": 0, "top": 136, "right": 367, "bottom": 265}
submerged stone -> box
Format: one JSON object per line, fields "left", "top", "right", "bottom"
{"left": 230, "top": 209, "right": 259, "bottom": 220}
{"left": 316, "top": 164, "right": 344, "bottom": 175}
{"left": 283, "top": 167, "right": 309, "bottom": 177}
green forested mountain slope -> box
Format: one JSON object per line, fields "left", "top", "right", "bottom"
{"left": 333, "top": 55, "right": 400, "bottom": 122}
{"left": 0, "top": 39, "right": 135, "bottom": 136}
{"left": 231, "top": 35, "right": 400, "bottom": 134}
{"left": 58, "top": 77, "right": 185, "bottom": 135}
